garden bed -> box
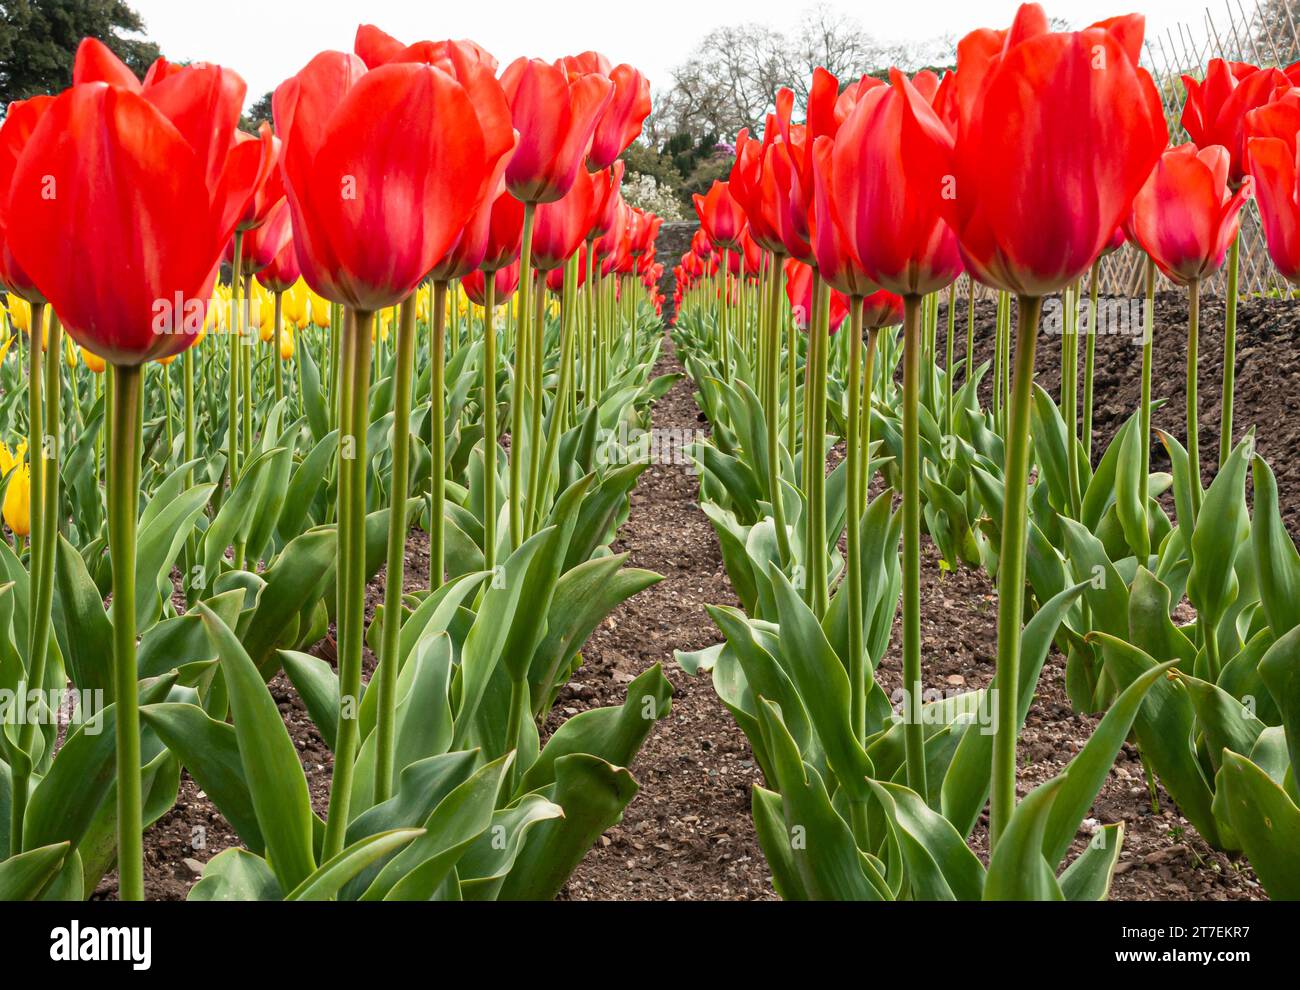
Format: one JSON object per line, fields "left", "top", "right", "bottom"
{"left": 117, "top": 293, "right": 1295, "bottom": 901}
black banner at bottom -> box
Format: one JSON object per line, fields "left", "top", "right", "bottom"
{"left": 0, "top": 899, "right": 1291, "bottom": 977}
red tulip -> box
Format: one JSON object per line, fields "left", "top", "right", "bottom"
{"left": 595, "top": 200, "right": 631, "bottom": 261}
{"left": 589, "top": 163, "right": 625, "bottom": 242}
{"left": 545, "top": 246, "right": 588, "bottom": 293}
{"left": 532, "top": 168, "right": 598, "bottom": 270}
{"left": 427, "top": 195, "right": 493, "bottom": 283}
{"left": 860, "top": 289, "right": 905, "bottom": 329}
{"left": 252, "top": 199, "right": 301, "bottom": 291}
{"left": 601, "top": 230, "right": 634, "bottom": 277}
{"left": 1131, "top": 144, "right": 1252, "bottom": 286}
{"left": 636, "top": 248, "right": 658, "bottom": 277}
{"left": 236, "top": 129, "right": 285, "bottom": 231}
{"left": 501, "top": 58, "right": 613, "bottom": 204}
{"left": 784, "top": 258, "right": 849, "bottom": 333}
{"left": 463, "top": 261, "right": 519, "bottom": 307}
{"left": 626, "top": 207, "right": 661, "bottom": 258}
{"left": 480, "top": 189, "right": 527, "bottom": 273}
{"left": 273, "top": 50, "right": 510, "bottom": 311}
{"left": 834, "top": 75, "right": 886, "bottom": 124}
{"left": 340, "top": 28, "right": 517, "bottom": 284}
{"left": 738, "top": 229, "right": 765, "bottom": 277}
{"left": 1247, "top": 93, "right": 1300, "bottom": 281}
{"left": 730, "top": 127, "right": 784, "bottom": 253}
{"left": 349, "top": 29, "right": 512, "bottom": 176}
{"left": 1182, "top": 59, "right": 1287, "bottom": 188}
{"left": 776, "top": 69, "right": 843, "bottom": 207}
{"left": 809, "top": 135, "right": 878, "bottom": 298}
{"left": 0, "top": 95, "right": 55, "bottom": 301}
{"left": 826, "top": 70, "right": 961, "bottom": 297}
{"left": 690, "top": 227, "right": 714, "bottom": 258}
{"left": 559, "top": 53, "right": 651, "bottom": 171}
{"left": 898, "top": 4, "right": 1167, "bottom": 297}
{"left": 354, "top": 24, "right": 499, "bottom": 75}
{"left": 766, "top": 128, "right": 813, "bottom": 263}
{"left": 429, "top": 125, "right": 519, "bottom": 282}
{"left": 5, "top": 47, "right": 268, "bottom": 364}
{"left": 693, "top": 180, "right": 748, "bottom": 250}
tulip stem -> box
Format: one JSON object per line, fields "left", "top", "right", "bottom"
{"left": 990, "top": 294, "right": 1044, "bottom": 851}
{"left": 718, "top": 250, "right": 730, "bottom": 379}
{"left": 430, "top": 281, "right": 447, "bottom": 591}
{"left": 374, "top": 296, "right": 417, "bottom": 804}
{"left": 242, "top": 273, "right": 253, "bottom": 465}
{"left": 482, "top": 277, "right": 499, "bottom": 577}
{"left": 945, "top": 283, "right": 956, "bottom": 438}
{"left": 1219, "top": 235, "right": 1239, "bottom": 469}
{"left": 992, "top": 292, "right": 1005, "bottom": 432}
{"left": 511, "top": 205, "right": 536, "bottom": 551}
{"left": 765, "top": 254, "right": 791, "bottom": 568}
{"left": 1062, "top": 280, "right": 1081, "bottom": 518}
{"left": 108, "top": 362, "right": 144, "bottom": 900}
{"left": 901, "top": 294, "right": 927, "bottom": 796}
{"left": 162, "top": 361, "right": 174, "bottom": 459}
{"left": 525, "top": 269, "right": 547, "bottom": 538}
{"left": 228, "top": 233, "right": 242, "bottom": 493}
{"left": 847, "top": 297, "right": 865, "bottom": 743}
{"left": 182, "top": 342, "right": 197, "bottom": 602}
{"left": 1138, "top": 258, "right": 1155, "bottom": 554}
{"left": 859, "top": 326, "right": 878, "bottom": 519}
{"left": 273, "top": 291, "right": 284, "bottom": 405}
{"left": 965, "top": 280, "right": 976, "bottom": 390}
{"left": 802, "top": 275, "right": 829, "bottom": 614}
{"left": 12, "top": 304, "right": 59, "bottom": 858}
{"left": 536, "top": 255, "right": 580, "bottom": 534}
{"left": 323, "top": 308, "right": 372, "bottom": 861}
{"left": 1187, "top": 278, "right": 1202, "bottom": 521}
{"left": 1083, "top": 261, "right": 1100, "bottom": 465}
{"left": 584, "top": 241, "right": 596, "bottom": 407}
{"left": 786, "top": 283, "right": 797, "bottom": 458}
{"left": 329, "top": 303, "right": 341, "bottom": 433}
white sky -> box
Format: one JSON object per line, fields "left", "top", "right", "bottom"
{"left": 127, "top": 0, "right": 1218, "bottom": 108}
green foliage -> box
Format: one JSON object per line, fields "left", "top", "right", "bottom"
{"left": 0, "top": 0, "right": 161, "bottom": 104}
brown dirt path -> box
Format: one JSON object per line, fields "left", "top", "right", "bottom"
{"left": 554, "top": 336, "right": 776, "bottom": 901}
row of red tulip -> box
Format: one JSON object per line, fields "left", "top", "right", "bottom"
{"left": 0, "top": 21, "right": 665, "bottom": 902}
{"left": 679, "top": 8, "right": 1300, "bottom": 312}
{"left": 675, "top": 1, "right": 1300, "bottom": 855}
{"left": 0, "top": 26, "right": 664, "bottom": 363}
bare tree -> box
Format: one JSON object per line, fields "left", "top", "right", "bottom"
{"left": 649, "top": 4, "right": 953, "bottom": 144}
{"left": 1254, "top": 0, "right": 1300, "bottom": 63}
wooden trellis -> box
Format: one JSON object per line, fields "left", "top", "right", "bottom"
{"left": 1097, "top": 0, "right": 1300, "bottom": 298}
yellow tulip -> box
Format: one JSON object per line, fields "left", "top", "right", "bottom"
{"left": 0, "top": 332, "right": 14, "bottom": 366}
{"left": 6, "top": 297, "right": 31, "bottom": 333}
{"left": 0, "top": 441, "right": 31, "bottom": 539}
{"left": 280, "top": 329, "right": 296, "bottom": 361}
{"left": 310, "top": 291, "right": 331, "bottom": 329}
{"left": 64, "top": 335, "right": 77, "bottom": 369}
{"left": 248, "top": 282, "right": 273, "bottom": 340}
{"left": 80, "top": 346, "right": 106, "bottom": 374}
{"left": 6, "top": 297, "right": 50, "bottom": 349}
{"left": 156, "top": 352, "right": 177, "bottom": 366}
{"left": 281, "top": 278, "right": 309, "bottom": 330}
{"left": 206, "top": 286, "right": 230, "bottom": 333}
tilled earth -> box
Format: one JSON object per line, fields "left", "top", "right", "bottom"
{"left": 119, "top": 294, "right": 1287, "bottom": 901}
